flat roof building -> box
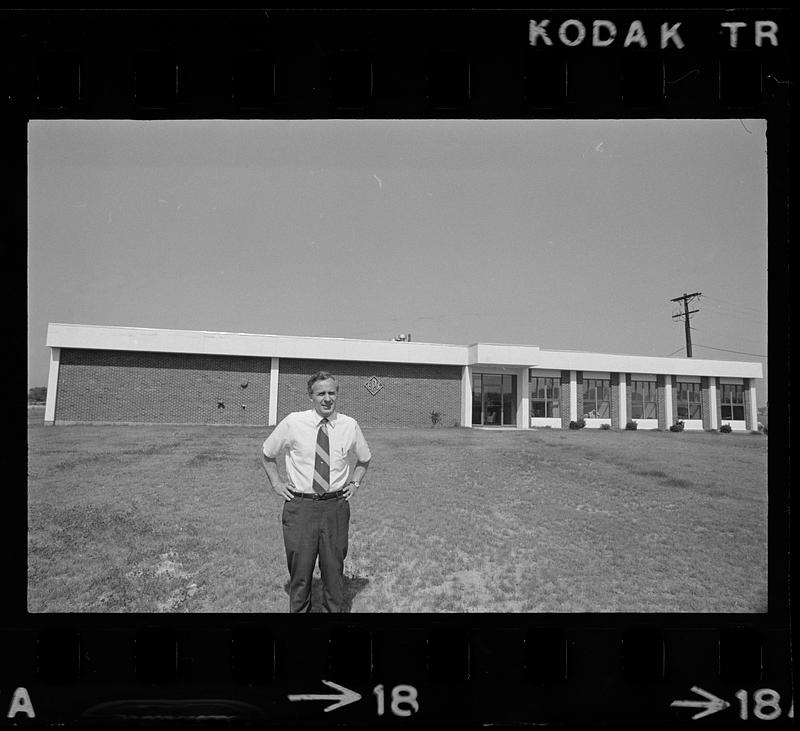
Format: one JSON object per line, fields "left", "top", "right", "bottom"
{"left": 44, "top": 323, "right": 763, "bottom": 432}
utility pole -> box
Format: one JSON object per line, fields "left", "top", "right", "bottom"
{"left": 670, "top": 292, "right": 701, "bottom": 357}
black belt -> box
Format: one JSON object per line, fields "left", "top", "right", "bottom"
{"left": 290, "top": 489, "right": 344, "bottom": 501}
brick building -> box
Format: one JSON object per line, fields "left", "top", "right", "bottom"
{"left": 44, "top": 323, "right": 763, "bottom": 431}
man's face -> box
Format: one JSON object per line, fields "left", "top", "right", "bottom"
{"left": 309, "top": 379, "right": 338, "bottom": 418}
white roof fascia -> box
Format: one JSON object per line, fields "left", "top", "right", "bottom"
{"left": 45, "top": 324, "right": 763, "bottom": 379}
{"left": 467, "top": 343, "right": 542, "bottom": 366}
{"left": 45, "top": 323, "right": 468, "bottom": 366}
{"left": 465, "top": 342, "right": 762, "bottom": 379}
{"left": 534, "top": 349, "right": 763, "bottom": 379}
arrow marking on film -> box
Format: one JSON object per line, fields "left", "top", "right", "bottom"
{"left": 288, "top": 680, "right": 361, "bottom": 713}
{"left": 671, "top": 686, "right": 730, "bottom": 720}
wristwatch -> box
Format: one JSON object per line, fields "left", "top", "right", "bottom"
{"left": 348, "top": 480, "right": 360, "bottom": 489}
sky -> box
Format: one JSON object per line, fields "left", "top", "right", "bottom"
{"left": 28, "top": 119, "right": 768, "bottom": 404}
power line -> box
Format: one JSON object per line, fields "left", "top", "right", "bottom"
{"left": 703, "top": 309, "right": 766, "bottom": 327}
{"left": 702, "top": 303, "right": 765, "bottom": 323}
{"left": 693, "top": 343, "right": 767, "bottom": 358}
{"left": 701, "top": 294, "right": 766, "bottom": 316}
{"left": 706, "top": 305, "right": 765, "bottom": 320}
{"left": 690, "top": 326, "right": 766, "bottom": 349}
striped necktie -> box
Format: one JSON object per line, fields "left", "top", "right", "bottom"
{"left": 312, "top": 417, "right": 330, "bottom": 495}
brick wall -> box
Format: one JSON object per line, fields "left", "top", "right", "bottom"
{"left": 701, "top": 377, "right": 712, "bottom": 430}
{"left": 575, "top": 372, "right": 584, "bottom": 421}
{"left": 610, "top": 372, "right": 621, "bottom": 429}
{"left": 55, "top": 349, "right": 271, "bottom": 425}
{"left": 656, "top": 374, "right": 668, "bottom": 430}
{"left": 625, "top": 374, "right": 633, "bottom": 423}
{"left": 743, "top": 378, "right": 755, "bottom": 429}
{"left": 277, "top": 358, "right": 463, "bottom": 428}
{"left": 560, "top": 370, "right": 571, "bottom": 428}
{"left": 670, "top": 376, "right": 679, "bottom": 425}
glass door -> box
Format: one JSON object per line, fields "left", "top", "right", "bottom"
{"left": 472, "top": 373, "right": 517, "bottom": 426}
{"left": 483, "top": 374, "right": 503, "bottom": 425}
{"left": 501, "top": 374, "right": 516, "bottom": 425}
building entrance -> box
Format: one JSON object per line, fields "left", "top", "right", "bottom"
{"left": 472, "top": 373, "right": 517, "bottom": 426}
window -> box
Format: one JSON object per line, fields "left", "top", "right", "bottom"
{"left": 530, "top": 376, "right": 560, "bottom": 418}
{"left": 472, "top": 373, "right": 482, "bottom": 425}
{"left": 631, "top": 380, "right": 658, "bottom": 419}
{"left": 483, "top": 374, "right": 503, "bottom": 425}
{"left": 720, "top": 384, "right": 745, "bottom": 420}
{"left": 472, "top": 373, "right": 517, "bottom": 426}
{"left": 502, "top": 374, "right": 516, "bottom": 425}
{"left": 676, "top": 382, "right": 702, "bottom": 420}
{"left": 582, "top": 378, "right": 610, "bottom": 418}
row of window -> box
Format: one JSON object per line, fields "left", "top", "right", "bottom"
{"left": 529, "top": 376, "right": 746, "bottom": 421}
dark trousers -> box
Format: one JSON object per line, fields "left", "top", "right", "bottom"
{"left": 281, "top": 495, "right": 350, "bottom": 613}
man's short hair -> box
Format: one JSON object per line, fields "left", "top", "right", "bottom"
{"left": 307, "top": 371, "right": 338, "bottom": 395}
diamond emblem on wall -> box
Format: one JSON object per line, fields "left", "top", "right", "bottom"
{"left": 364, "top": 375, "right": 384, "bottom": 396}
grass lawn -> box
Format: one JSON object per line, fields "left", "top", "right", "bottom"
{"left": 27, "top": 408, "right": 768, "bottom": 613}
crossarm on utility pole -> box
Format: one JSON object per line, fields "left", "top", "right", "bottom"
{"left": 670, "top": 292, "right": 701, "bottom": 357}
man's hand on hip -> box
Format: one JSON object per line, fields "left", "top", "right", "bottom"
{"left": 343, "top": 482, "right": 359, "bottom": 501}
{"left": 273, "top": 482, "right": 294, "bottom": 501}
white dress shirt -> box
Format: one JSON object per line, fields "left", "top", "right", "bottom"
{"left": 262, "top": 410, "right": 371, "bottom": 493}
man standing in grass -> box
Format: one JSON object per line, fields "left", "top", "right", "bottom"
{"left": 260, "top": 371, "right": 371, "bottom": 613}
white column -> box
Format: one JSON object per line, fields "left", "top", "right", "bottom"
{"left": 268, "top": 357, "right": 279, "bottom": 426}
{"left": 708, "top": 376, "right": 718, "bottom": 430}
{"left": 748, "top": 380, "right": 759, "bottom": 431}
{"left": 569, "top": 370, "right": 577, "bottom": 421}
{"left": 664, "top": 377, "right": 673, "bottom": 426}
{"left": 618, "top": 372, "right": 627, "bottom": 428}
{"left": 518, "top": 368, "right": 530, "bottom": 428}
{"left": 461, "top": 365, "right": 473, "bottom": 427}
{"left": 44, "top": 347, "right": 60, "bottom": 425}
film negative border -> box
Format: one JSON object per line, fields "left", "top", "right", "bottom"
{"left": 5, "top": 7, "right": 791, "bottom": 727}
{"left": 3, "top": 9, "right": 792, "bottom": 118}
{"left": 1, "top": 621, "right": 794, "bottom": 724}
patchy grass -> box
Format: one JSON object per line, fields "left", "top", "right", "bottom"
{"left": 27, "top": 411, "right": 768, "bottom": 613}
